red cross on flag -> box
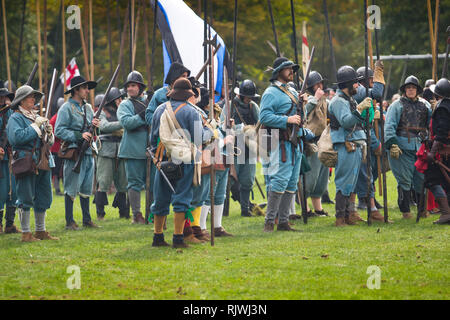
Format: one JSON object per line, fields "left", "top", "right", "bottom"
{"left": 302, "top": 21, "right": 310, "bottom": 79}
{"left": 60, "top": 58, "right": 80, "bottom": 89}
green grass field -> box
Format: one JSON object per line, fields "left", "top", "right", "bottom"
{"left": 0, "top": 168, "right": 449, "bottom": 300}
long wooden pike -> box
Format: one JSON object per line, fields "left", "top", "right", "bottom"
{"left": 89, "top": 0, "right": 95, "bottom": 104}
{"left": 132, "top": 0, "right": 141, "bottom": 71}
{"left": 15, "top": 0, "right": 27, "bottom": 85}
{"left": 116, "top": 1, "right": 129, "bottom": 86}
{"left": 107, "top": 0, "right": 113, "bottom": 76}
{"left": 207, "top": 3, "right": 216, "bottom": 246}
{"left": 43, "top": 0, "right": 48, "bottom": 103}
{"left": 224, "top": 0, "right": 238, "bottom": 217}
{"left": 62, "top": 0, "right": 67, "bottom": 99}
{"left": 1, "top": 0, "right": 11, "bottom": 91}
{"left": 76, "top": 0, "right": 90, "bottom": 83}
{"left": 364, "top": 0, "right": 373, "bottom": 226}
{"left": 434, "top": 0, "right": 440, "bottom": 80}
{"left": 323, "top": 0, "right": 337, "bottom": 82}
{"left": 150, "top": 0, "right": 158, "bottom": 90}
{"left": 373, "top": 0, "right": 388, "bottom": 222}
{"left": 36, "top": 0, "right": 43, "bottom": 94}
{"left": 427, "top": 0, "right": 436, "bottom": 81}
{"left": 142, "top": 0, "right": 151, "bottom": 89}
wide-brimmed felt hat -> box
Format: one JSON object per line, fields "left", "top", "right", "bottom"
{"left": 167, "top": 78, "right": 195, "bottom": 101}
{"left": 268, "top": 57, "right": 299, "bottom": 82}
{"left": 10, "top": 85, "right": 44, "bottom": 109}
{"left": 0, "top": 87, "right": 15, "bottom": 101}
{"left": 64, "top": 76, "right": 97, "bottom": 94}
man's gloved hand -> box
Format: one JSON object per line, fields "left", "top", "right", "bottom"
{"left": 390, "top": 144, "right": 402, "bottom": 159}
{"left": 35, "top": 116, "right": 48, "bottom": 127}
{"left": 357, "top": 97, "right": 373, "bottom": 113}
{"left": 44, "top": 123, "right": 53, "bottom": 135}
{"left": 207, "top": 118, "right": 218, "bottom": 129}
{"left": 374, "top": 60, "right": 385, "bottom": 85}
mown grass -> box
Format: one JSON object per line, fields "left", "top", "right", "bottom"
{"left": 0, "top": 168, "right": 449, "bottom": 300}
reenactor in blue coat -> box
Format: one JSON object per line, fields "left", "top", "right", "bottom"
{"left": 384, "top": 76, "right": 432, "bottom": 219}
{"left": 350, "top": 62, "right": 386, "bottom": 223}
{"left": 220, "top": 80, "right": 260, "bottom": 218}
{"left": 150, "top": 78, "right": 213, "bottom": 248}
{"left": 328, "top": 66, "right": 373, "bottom": 226}
{"left": 0, "top": 87, "right": 20, "bottom": 234}
{"left": 55, "top": 76, "right": 100, "bottom": 230}
{"left": 145, "top": 62, "right": 191, "bottom": 126}
{"left": 259, "top": 57, "right": 314, "bottom": 232}
{"left": 94, "top": 87, "right": 129, "bottom": 220}
{"left": 117, "top": 71, "right": 149, "bottom": 224}
{"left": 7, "top": 85, "right": 58, "bottom": 241}
{"left": 303, "top": 71, "right": 330, "bottom": 217}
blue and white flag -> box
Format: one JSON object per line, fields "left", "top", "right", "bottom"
{"left": 151, "top": 0, "right": 231, "bottom": 98}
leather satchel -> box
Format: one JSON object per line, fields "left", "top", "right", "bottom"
{"left": 57, "top": 141, "right": 78, "bottom": 161}
{"left": 11, "top": 140, "right": 38, "bottom": 179}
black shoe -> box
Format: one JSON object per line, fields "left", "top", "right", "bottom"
{"left": 357, "top": 198, "right": 368, "bottom": 210}
{"left": 289, "top": 214, "right": 303, "bottom": 220}
{"left": 241, "top": 210, "right": 253, "bottom": 217}
{"left": 152, "top": 233, "right": 170, "bottom": 247}
{"left": 321, "top": 193, "right": 334, "bottom": 204}
{"left": 306, "top": 210, "right": 317, "bottom": 218}
{"left": 315, "top": 210, "right": 329, "bottom": 217}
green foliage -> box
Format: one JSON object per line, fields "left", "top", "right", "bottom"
{"left": 0, "top": 0, "right": 449, "bottom": 99}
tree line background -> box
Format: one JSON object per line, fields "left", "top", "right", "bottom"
{"left": 0, "top": 0, "right": 449, "bottom": 101}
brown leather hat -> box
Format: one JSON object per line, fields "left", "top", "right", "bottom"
{"left": 167, "top": 78, "right": 195, "bottom": 101}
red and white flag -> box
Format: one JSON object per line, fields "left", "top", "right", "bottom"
{"left": 60, "top": 58, "right": 80, "bottom": 89}
{"left": 302, "top": 21, "right": 310, "bottom": 78}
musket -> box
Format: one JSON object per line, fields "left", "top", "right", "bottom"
{"left": 26, "top": 63, "right": 38, "bottom": 86}
{"left": 373, "top": 0, "right": 389, "bottom": 223}
{"left": 36, "top": 68, "right": 58, "bottom": 171}
{"left": 267, "top": 0, "right": 280, "bottom": 57}
{"left": 364, "top": 0, "right": 373, "bottom": 226}
{"left": 72, "top": 64, "right": 121, "bottom": 174}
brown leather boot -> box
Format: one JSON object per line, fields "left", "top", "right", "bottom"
{"left": 21, "top": 232, "right": 40, "bottom": 242}
{"left": 34, "top": 231, "right": 59, "bottom": 240}
{"left": 335, "top": 217, "right": 346, "bottom": 227}
{"left": 200, "top": 229, "right": 211, "bottom": 241}
{"left": 132, "top": 212, "right": 146, "bottom": 224}
{"left": 419, "top": 211, "right": 430, "bottom": 218}
{"left": 83, "top": 221, "right": 100, "bottom": 228}
{"left": 349, "top": 211, "right": 366, "bottom": 223}
{"left": 4, "top": 225, "right": 21, "bottom": 233}
{"left": 184, "top": 233, "right": 205, "bottom": 244}
{"left": 193, "top": 226, "right": 209, "bottom": 241}
{"left": 402, "top": 212, "right": 413, "bottom": 219}
{"left": 434, "top": 197, "right": 450, "bottom": 225}
{"left": 369, "top": 210, "right": 385, "bottom": 222}
{"left": 277, "top": 222, "right": 302, "bottom": 232}
{"left": 344, "top": 216, "right": 358, "bottom": 225}
{"left": 263, "top": 221, "right": 274, "bottom": 232}
{"left": 214, "top": 227, "right": 233, "bottom": 237}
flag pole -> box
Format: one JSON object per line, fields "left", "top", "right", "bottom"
{"left": 89, "top": 0, "right": 95, "bottom": 104}
{"left": 36, "top": 0, "right": 43, "bottom": 94}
